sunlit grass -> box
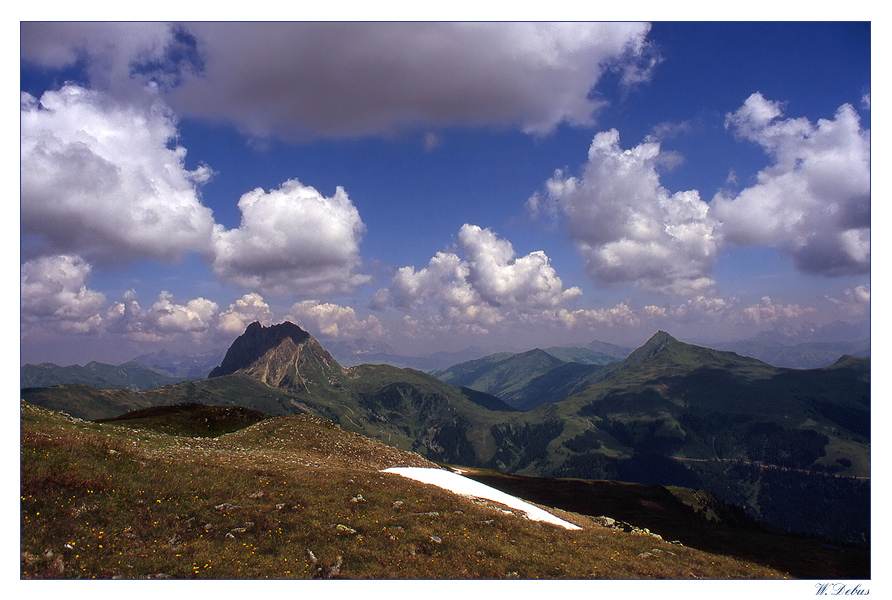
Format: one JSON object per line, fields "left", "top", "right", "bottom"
{"left": 21, "top": 401, "right": 787, "bottom": 579}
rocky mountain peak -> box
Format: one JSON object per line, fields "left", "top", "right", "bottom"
{"left": 209, "top": 322, "right": 310, "bottom": 377}
{"left": 208, "top": 322, "right": 345, "bottom": 392}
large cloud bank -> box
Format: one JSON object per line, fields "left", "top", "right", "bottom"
{"left": 531, "top": 93, "right": 870, "bottom": 295}
{"left": 21, "top": 86, "right": 216, "bottom": 263}
{"left": 22, "top": 23, "right": 657, "bottom": 137}
{"left": 19, "top": 24, "right": 869, "bottom": 353}
{"left": 21, "top": 22, "right": 655, "bottom": 140}
{"left": 20, "top": 250, "right": 869, "bottom": 349}
{"left": 712, "top": 92, "right": 870, "bottom": 276}
{"left": 21, "top": 85, "right": 368, "bottom": 296}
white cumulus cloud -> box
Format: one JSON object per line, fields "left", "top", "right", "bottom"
{"left": 458, "top": 224, "right": 581, "bottom": 309}
{"left": 146, "top": 292, "right": 219, "bottom": 334}
{"left": 373, "top": 224, "right": 579, "bottom": 333}
{"left": 21, "top": 85, "right": 217, "bottom": 264}
{"left": 287, "top": 300, "right": 385, "bottom": 340}
{"left": 712, "top": 93, "right": 870, "bottom": 276}
{"left": 217, "top": 293, "right": 273, "bottom": 335}
{"left": 21, "top": 255, "right": 107, "bottom": 334}
{"left": 106, "top": 290, "right": 219, "bottom": 342}
{"left": 211, "top": 179, "right": 369, "bottom": 296}
{"left": 827, "top": 284, "right": 870, "bottom": 318}
{"left": 531, "top": 129, "right": 719, "bottom": 295}
{"left": 555, "top": 303, "right": 641, "bottom": 329}
{"left": 734, "top": 296, "right": 816, "bottom": 327}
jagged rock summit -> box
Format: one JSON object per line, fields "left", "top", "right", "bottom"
{"left": 208, "top": 321, "right": 345, "bottom": 393}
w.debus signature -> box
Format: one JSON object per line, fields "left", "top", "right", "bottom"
{"left": 815, "top": 583, "right": 869, "bottom": 596}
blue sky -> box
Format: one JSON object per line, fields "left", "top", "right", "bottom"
{"left": 19, "top": 21, "right": 872, "bottom": 365}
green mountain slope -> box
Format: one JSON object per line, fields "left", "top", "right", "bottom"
{"left": 522, "top": 332, "right": 870, "bottom": 545}
{"left": 532, "top": 332, "right": 869, "bottom": 473}
{"left": 542, "top": 346, "right": 624, "bottom": 365}
{"left": 430, "top": 349, "right": 567, "bottom": 409}
{"left": 23, "top": 323, "right": 523, "bottom": 469}
{"left": 508, "top": 361, "right": 610, "bottom": 411}
{"left": 430, "top": 343, "right": 630, "bottom": 411}
{"left": 21, "top": 360, "right": 188, "bottom": 391}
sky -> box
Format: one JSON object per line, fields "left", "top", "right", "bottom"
{"left": 18, "top": 20, "right": 873, "bottom": 365}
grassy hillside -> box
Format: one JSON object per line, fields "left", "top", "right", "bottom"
{"left": 21, "top": 400, "right": 790, "bottom": 580}
{"left": 429, "top": 349, "right": 564, "bottom": 407}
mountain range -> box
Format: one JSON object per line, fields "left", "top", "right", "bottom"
{"left": 21, "top": 321, "right": 870, "bottom": 545}
{"left": 129, "top": 348, "right": 224, "bottom": 378}
{"left": 751, "top": 319, "right": 870, "bottom": 345}
{"left": 430, "top": 346, "right": 624, "bottom": 411}
{"left": 713, "top": 337, "right": 870, "bottom": 369}
{"left": 327, "top": 342, "right": 489, "bottom": 371}
{"left": 20, "top": 360, "right": 192, "bottom": 391}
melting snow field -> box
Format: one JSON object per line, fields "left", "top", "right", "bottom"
{"left": 382, "top": 467, "right": 581, "bottom": 530}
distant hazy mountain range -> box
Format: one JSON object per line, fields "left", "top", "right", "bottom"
{"left": 750, "top": 319, "right": 870, "bottom": 345}
{"left": 20, "top": 360, "right": 192, "bottom": 391}
{"left": 713, "top": 337, "right": 869, "bottom": 369}
{"left": 325, "top": 337, "right": 631, "bottom": 372}
{"left": 129, "top": 348, "right": 224, "bottom": 378}
{"left": 324, "top": 338, "right": 488, "bottom": 371}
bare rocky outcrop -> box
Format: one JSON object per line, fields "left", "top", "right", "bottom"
{"left": 208, "top": 322, "right": 345, "bottom": 392}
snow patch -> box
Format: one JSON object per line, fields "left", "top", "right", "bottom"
{"left": 382, "top": 467, "right": 581, "bottom": 530}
